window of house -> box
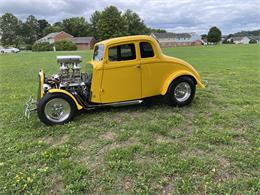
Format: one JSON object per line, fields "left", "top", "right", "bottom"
{"left": 140, "top": 42, "right": 154, "bottom": 58}
{"left": 108, "top": 44, "right": 136, "bottom": 61}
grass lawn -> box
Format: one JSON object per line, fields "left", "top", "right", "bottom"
{"left": 0, "top": 44, "right": 259, "bottom": 194}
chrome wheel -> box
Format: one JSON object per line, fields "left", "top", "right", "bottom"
{"left": 44, "top": 98, "right": 71, "bottom": 123}
{"left": 174, "top": 82, "right": 191, "bottom": 102}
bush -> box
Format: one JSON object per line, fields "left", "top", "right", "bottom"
{"left": 32, "top": 40, "right": 77, "bottom": 51}
{"left": 54, "top": 40, "right": 77, "bottom": 51}
{"left": 32, "top": 42, "right": 52, "bottom": 51}
{"left": 249, "top": 39, "right": 257, "bottom": 44}
{"left": 25, "top": 44, "right": 32, "bottom": 50}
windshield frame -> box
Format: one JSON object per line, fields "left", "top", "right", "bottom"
{"left": 93, "top": 44, "right": 104, "bottom": 61}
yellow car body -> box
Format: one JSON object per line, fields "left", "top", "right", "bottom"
{"left": 89, "top": 35, "right": 205, "bottom": 104}
{"left": 32, "top": 35, "right": 206, "bottom": 125}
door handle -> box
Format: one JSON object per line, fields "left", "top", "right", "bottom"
{"left": 136, "top": 65, "right": 141, "bottom": 68}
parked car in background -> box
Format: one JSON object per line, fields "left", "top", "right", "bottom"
{"left": 0, "top": 47, "right": 20, "bottom": 54}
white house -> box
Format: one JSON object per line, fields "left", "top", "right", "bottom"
{"left": 151, "top": 32, "right": 203, "bottom": 47}
{"left": 227, "top": 36, "right": 251, "bottom": 44}
{"left": 250, "top": 36, "right": 260, "bottom": 44}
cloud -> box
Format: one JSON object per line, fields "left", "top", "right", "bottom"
{"left": 0, "top": 0, "right": 259, "bottom": 34}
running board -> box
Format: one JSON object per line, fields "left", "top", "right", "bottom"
{"left": 88, "top": 100, "right": 143, "bottom": 108}
{"left": 108, "top": 100, "right": 143, "bottom": 107}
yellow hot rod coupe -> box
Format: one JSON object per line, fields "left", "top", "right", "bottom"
{"left": 25, "top": 35, "right": 206, "bottom": 125}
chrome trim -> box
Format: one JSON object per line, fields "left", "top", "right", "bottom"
{"left": 203, "top": 79, "right": 208, "bottom": 87}
{"left": 44, "top": 98, "right": 71, "bottom": 123}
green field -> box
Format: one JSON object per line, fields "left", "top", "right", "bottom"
{"left": 0, "top": 44, "right": 259, "bottom": 194}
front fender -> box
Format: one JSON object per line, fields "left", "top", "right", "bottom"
{"left": 48, "top": 89, "right": 83, "bottom": 110}
{"left": 161, "top": 70, "right": 205, "bottom": 95}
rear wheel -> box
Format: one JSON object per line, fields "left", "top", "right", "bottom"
{"left": 37, "top": 93, "right": 76, "bottom": 125}
{"left": 165, "top": 76, "right": 196, "bottom": 107}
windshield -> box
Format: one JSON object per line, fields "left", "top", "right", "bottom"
{"left": 93, "top": 44, "right": 104, "bottom": 61}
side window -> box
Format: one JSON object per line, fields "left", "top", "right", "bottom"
{"left": 108, "top": 46, "right": 118, "bottom": 61}
{"left": 140, "top": 42, "right": 154, "bottom": 58}
{"left": 108, "top": 44, "right": 136, "bottom": 62}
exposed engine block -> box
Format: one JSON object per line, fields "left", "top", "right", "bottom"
{"left": 57, "top": 56, "right": 86, "bottom": 85}
{"left": 44, "top": 56, "right": 91, "bottom": 100}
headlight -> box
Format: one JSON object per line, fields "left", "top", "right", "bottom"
{"left": 43, "top": 83, "right": 51, "bottom": 92}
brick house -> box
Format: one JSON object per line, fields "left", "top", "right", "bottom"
{"left": 151, "top": 32, "right": 203, "bottom": 47}
{"left": 36, "top": 31, "right": 96, "bottom": 50}
{"left": 71, "top": 37, "right": 96, "bottom": 50}
{"left": 37, "top": 31, "right": 73, "bottom": 44}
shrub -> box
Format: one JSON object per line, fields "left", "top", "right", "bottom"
{"left": 54, "top": 40, "right": 77, "bottom": 51}
{"left": 32, "top": 42, "right": 52, "bottom": 51}
{"left": 25, "top": 44, "right": 32, "bottom": 50}
{"left": 249, "top": 39, "right": 257, "bottom": 44}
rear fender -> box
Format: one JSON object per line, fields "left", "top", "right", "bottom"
{"left": 161, "top": 71, "right": 205, "bottom": 95}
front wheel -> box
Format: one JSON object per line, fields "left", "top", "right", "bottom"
{"left": 165, "top": 76, "right": 196, "bottom": 107}
{"left": 37, "top": 93, "right": 76, "bottom": 125}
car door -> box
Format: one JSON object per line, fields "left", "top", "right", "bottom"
{"left": 139, "top": 41, "right": 164, "bottom": 98}
{"left": 100, "top": 42, "right": 141, "bottom": 103}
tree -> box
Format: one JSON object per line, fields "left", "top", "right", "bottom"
{"left": 207, "top": 26, "right": 222, "bottom": 44}
{"left": 42, "top": 25, "right": 62, "bottom": 36}
{"left": 90, "top": 6, "right": 128, "bottom": 41}
{"left": 90, "top": 11, "right": 101, "bottom": 38}
{"left": 201, "top": 34, "right": 207, "bottom": 40}
{"left": 38, "top": 19, "right": 50, "bottom": 37}
{"left": 62, "top": 17, "right": 91, "bottom": 37}
{"left": 1, "top": 7, "right": 168, "bottom": 46}
{"left": 22, "top": 15, "right": 40, "bottom": 45}
{"left": 148, "top": 28, "right": 166, "bottom": 33}
{"left": 0, "top": 13, "right": 20, "bottom": 46}
{"left": 123, "top": 9, "right": 148, "bottom": 35}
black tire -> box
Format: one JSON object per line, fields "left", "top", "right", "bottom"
{"left": 165, "top": 76, "right": 196, "bottom": 107}
{"left": 37, "top": 93, "right": 76, "bottom": 125}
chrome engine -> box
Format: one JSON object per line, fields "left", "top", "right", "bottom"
{"left": 44, "top": 56, "right": 91, "bottom": 101}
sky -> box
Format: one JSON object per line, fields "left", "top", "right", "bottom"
{"left": 0, "top": 0, "right": 260, "bottom": 35}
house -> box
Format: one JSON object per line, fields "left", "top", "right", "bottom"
{"left": 71, "top": 37, "right": 96, "bottom": 50}
{"left": 151, "top": 32, "right": 203, "bottom": 47}
{"left": 36, "top": 31, "right": 96, "bottom": 50}
{"left": 250, "top": 36, "right": 260, "bottom": 43}
{"left": 37, "top": 31, "right": 73, "bottom": 44}
{"left": 227, "top": 36, "right": 250, "bottom": 44}
{"left": 221, "top": 35, "right": 228, "bottom": 43}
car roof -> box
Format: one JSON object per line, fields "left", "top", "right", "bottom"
{"left": 97, "top": 35, "right": 155, "bottom": 46}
